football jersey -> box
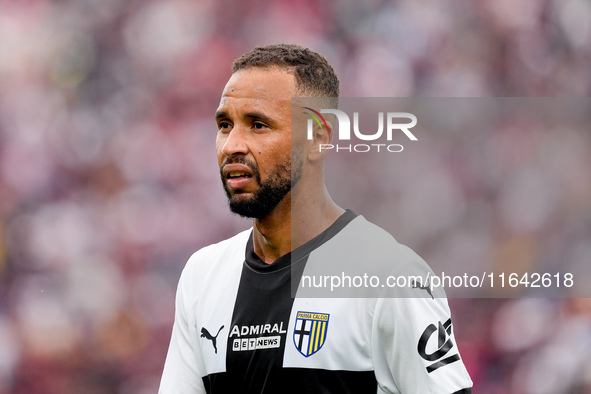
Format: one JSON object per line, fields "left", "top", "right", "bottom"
{"left": 159, "top": 210, "right": 473, "bottom": 393}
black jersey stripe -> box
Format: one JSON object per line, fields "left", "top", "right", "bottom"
{"left": 221, "top": 249, "right": 305, "bottom": 392}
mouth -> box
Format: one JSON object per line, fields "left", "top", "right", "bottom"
{"left": 226, "top": 171, "right": 253, "bottom": 180}
{"left": 223, "top": 164, "right": 256, "bottom": 190}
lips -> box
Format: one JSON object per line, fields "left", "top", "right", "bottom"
{"left": 223, "top": 163, "right": 255, "bottom": 190}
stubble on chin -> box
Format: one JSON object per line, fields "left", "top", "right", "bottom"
{"left": 223, "top": 157, "right": 296, "bottom": 220}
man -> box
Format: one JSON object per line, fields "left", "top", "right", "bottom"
{"left": 159, "top": 44, "right": 473, "bottom": 393}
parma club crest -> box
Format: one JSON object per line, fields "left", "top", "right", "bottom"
{"left": 293, "top": 311, "right": 329, "bottom": 357}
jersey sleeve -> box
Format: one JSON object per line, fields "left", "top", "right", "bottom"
{"left": 371, "top": 296, "right": 473, "bottom": 394}
{"left": 159, "top": 265, "right": 206, "bottom": 394}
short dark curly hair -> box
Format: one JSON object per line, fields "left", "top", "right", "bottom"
{"left": 232, "top": 44, "right": 340, "bottom": 99}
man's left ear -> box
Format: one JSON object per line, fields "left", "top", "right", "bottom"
{"left": 307, "top": 121, "right": 333, "bottom": 161}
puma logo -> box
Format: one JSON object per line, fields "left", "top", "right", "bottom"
{"left": 201, "top": 325, "right": 225, "bottom": 354}
{"left": 412, "top": 280, "right": 434, "bottom": 299}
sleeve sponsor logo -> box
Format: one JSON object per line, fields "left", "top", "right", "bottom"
{"left": 293, "top": 311, "right": 330, "bottom": 357}
{"left": 417, "top": 318, "right": 461, "bottom": 373}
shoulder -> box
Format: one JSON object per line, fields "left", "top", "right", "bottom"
{"left": 344, "top": 215, "right": 404, "bottom": 247}
{"left": 186, "top": 229, "right": 252, "bottom": 267}
{"left": 326, "top": 214, "right": 429, "bottom": 270}
{"left": 179, "top": 229, "right": 251, "bottom": 289}
{"left": 300, "top": 214, "right": 438, "bottom": 298}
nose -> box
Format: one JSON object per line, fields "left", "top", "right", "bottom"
{"left": 220, "top": 126, "right": 249, "bottom": 157}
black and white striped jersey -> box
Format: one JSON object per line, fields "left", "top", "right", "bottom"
{"left": 160, "top": 210, "right": 473, "bottom": 393}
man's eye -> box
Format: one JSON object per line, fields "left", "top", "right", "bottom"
{"left": 219, "top": 121, "right": 231, "bottom": 130}
{"left": 253, "top": 122, "right": 266, "bottom": 130}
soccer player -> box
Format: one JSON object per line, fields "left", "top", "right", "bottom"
{"left": 159, "top": 44, "right": 473, "bottom": 393}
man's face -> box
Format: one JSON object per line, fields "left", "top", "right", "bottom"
{"left": 215, "top": 67, "right": 302, "bottom": 219}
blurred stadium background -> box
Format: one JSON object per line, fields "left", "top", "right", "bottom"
{"left": 0, "top": 0, "right": 590, "bottom": 393}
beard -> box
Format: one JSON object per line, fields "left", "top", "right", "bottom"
{"left": 221, "top": 154, "right": 303, "bottom": 220}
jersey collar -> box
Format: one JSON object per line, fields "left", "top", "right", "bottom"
{"left": 245, "top": 209, "right": 358, "bottom": 273}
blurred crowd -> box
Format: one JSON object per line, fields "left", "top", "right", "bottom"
{"left": 0, "top": 0, "right": 590, "bottom": 393}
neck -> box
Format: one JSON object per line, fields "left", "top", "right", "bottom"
{"left": 251, "top": 197, "right": 292, "bottom": 264}
{"left": 252, "top": 185, "right": 344, "bottom": 264}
